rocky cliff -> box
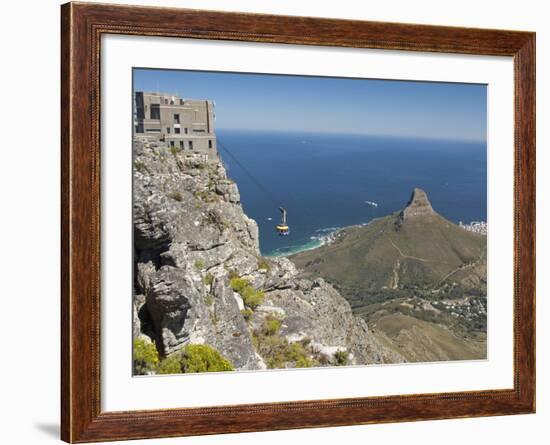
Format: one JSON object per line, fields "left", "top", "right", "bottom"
{"left": 133, "top": 140, "right": 403, "bottom": 372}
{"left": 401, "top": 187, "right": 435, "bottom": 220}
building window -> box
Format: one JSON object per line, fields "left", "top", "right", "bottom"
{"left": 174, "top": 114, "right": 180, "bottom": 124}
{"left": 208, "top": 140, "right": 212, "bottom": 149}
{"left": 184, "top": 128, "right": 188, "bottom": 134}
{"left": 180, "top": 141, "right": 184, "bottom": 149}
{"left": 166, "top": 127, "right": 171, "bottom": 134}
{"left": 174, "top": 127, "right": 181, "bottom": 134}
{"left": 150, "top": 104, "right": 160, "bottom": 119}
{"left": 135, "top": 93, "right": 145, "bottom": 118}
{"left": 136, "top": 123, "right": 144, "bottom": 133}
{"left": 189, "top": 141, "right": 194, "bottom": 150}
{"left": 180, "top": 99, "right": 184, "bottom": 105}
{"left": 170, "top": 141, "right": 174, "bottom": 148}
{"left": 146, "top": 128, "right": 160, "bottom": 133}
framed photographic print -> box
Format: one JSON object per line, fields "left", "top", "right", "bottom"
{"left": 61, "top": 2, "right": 535, "bottom": 443}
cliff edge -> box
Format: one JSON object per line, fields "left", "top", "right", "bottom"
{"left": 133, "top": 140, "right": 403, "bottom": 372}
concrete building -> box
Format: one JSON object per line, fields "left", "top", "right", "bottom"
{"left": 134, "top": 91, "right": 217, "bottom": 160}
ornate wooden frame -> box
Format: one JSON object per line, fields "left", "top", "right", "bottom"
{"left": 61, "top": 2, "right": 536, "bottom": 442}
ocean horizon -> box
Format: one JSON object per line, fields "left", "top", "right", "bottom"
{"left": 217, "top": 129, "right": 487, "bottom": 257}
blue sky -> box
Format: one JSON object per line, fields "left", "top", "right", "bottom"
{"left": 134, "top": 68, "right": 487, "bottom": 142}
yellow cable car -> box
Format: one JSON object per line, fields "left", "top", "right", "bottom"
{"left": 276, "top": 207, "right": 290, "bottom": 236}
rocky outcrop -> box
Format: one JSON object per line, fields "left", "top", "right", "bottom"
{"left": 133, "top": 140, "right": 403, "bottom": 370}
{"left": 250, "top": 276, "right": 404, "bottom": 364}
{"left": 401, "top": 187, "right": 435, "bottom": 220}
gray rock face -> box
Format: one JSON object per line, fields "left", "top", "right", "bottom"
{"left": 251, "top": 274, "right": 403, "bottom": 365}
{"left": 133, "top": 140, "right": 403, "bottom": 371}
{"left": 401, "top": 187, "right": 435, "bottom": 220}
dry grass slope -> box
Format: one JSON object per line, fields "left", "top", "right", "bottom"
{"left": 291, "top": 211, "right": 486, "bottom": 295}
{"left": 290, "top": 188, "right": 487, "bottom": 363}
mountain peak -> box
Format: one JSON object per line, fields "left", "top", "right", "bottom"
{"left": 401, "top": 188, "right": 434, "bottom": 220}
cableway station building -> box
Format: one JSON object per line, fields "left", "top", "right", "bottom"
{"left": 134, "top": 91, "right": 218, "bottom": 161}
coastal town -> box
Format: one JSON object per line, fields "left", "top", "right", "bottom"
{"left": 459, "top": 220, "right": 488, "bottom": 235}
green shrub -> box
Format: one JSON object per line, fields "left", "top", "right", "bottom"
{"left": 205, "top": 294, "right": 214, "bottom": 306}
{"left": 156, "top": 345, "right": 234, "bottom": 374}
{"left": 252, "top": 324, "right": 313, "bottom": 369}
{"left": 241, "top": 287, "right": 265, "bottom": 309}
{"left": 230, "top": 277, "right": 264, "bottom": 309}
{"left": 181, "top": 344, "right": 233, "bottom": 373}
{"left": 133, "top": 338, "right": 159, "bottom": 375}
{"left": 333, "top": 350, "right": 349, "bottom": 366}
{"left": 194, "top": 259, "right": 205, "bottom": 270}
{"left": 170, "top": 146, "right": 181, "bottom": 156}
{"left": 241, "top": 308, "right": 253, "bottom": 322}
{"left": 203, "top": 273, "right": 214, "bottom": 286}
{"left": 230, "top": 277, "right": 249, "bottom": 293}
{"left": 286, "top": 342, "right": 313, "bottom": 368}
{"left": 264, "top": 316, "right": 282, "bottom": 335}
{"left": 258, "top": 260, "right": 271, "bottom": 271}
{"left": 261, "top": 338, "right": 312, "bottom": 369}
{"left": 157, "top": 354, "right": 182, "bottom": 374}
{"left": 294, "top": 355, "right": 313, "bottom": 368}
{"left": 252, "top": 333, "right": 288, "bottom": 369}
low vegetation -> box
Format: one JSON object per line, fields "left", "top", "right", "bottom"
{"left": 354, "top": 287, "right": 487, "bottom": 336}
{"left": 229, "top": 277, "right": 248, "bottom": 293}
{"left": 333, "top": 350, "right": 349, "bottom": 366}
{"left": 203, "top": 273, "right": 214, "bottom": 286}
{"left": 252, "top": 317, "right": 313, "bottom": 369}
{"left": 230, "top": 277, "right": 265, "bottom": 309}
{"left": 157, "top": 354, "right": 181, "bottom": 374}
{"left": 180, "top": 344, "right": 234, "bottom": 373}
{"left": 242, "top": 287, "right": 265, "bottom": 309}
{"left": 257, "top": 260, "right": 271, "bottom": 272}
{"left": 134, "top": 341, "right": 234, "bottom": 375}
{"left": 263, "top": 315, "right": 282, "bottom": 336}
{"left": 133, "top": 338, "right": 159, "bottom": 375}
{"left": 240, "top": 308, "right": 253, "bottom": 322}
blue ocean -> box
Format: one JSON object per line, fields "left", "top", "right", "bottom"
{"left": 217, "top": 129, "right": 487, "bottom": 257}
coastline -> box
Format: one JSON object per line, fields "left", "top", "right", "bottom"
{"left": 263, "top": 218, "right": 487, "bottom": 258}
{"left": 264, "top": 224, "right": 362, "bottom": 258}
